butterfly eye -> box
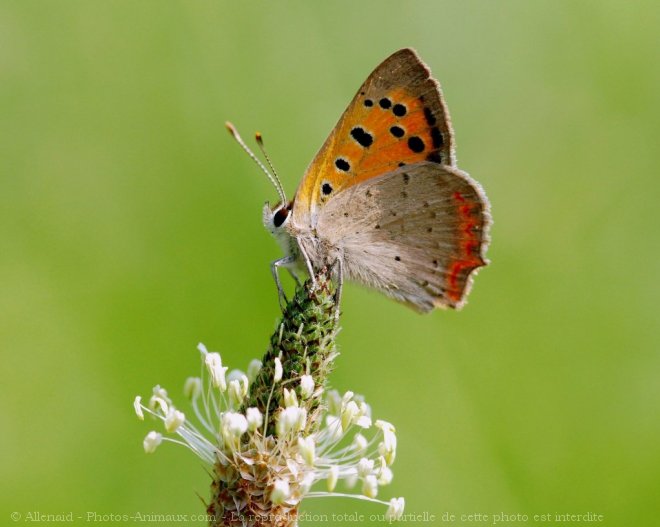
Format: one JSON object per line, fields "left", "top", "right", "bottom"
{"left": 273, "top": 207, "right": 289, "bottom": 228}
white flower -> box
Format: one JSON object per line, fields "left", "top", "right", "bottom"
{"left": 376, "top": 456, "right": 393, "bottom": 485}
{"left": 134, "top": 344, "right": 402, "bottom": 518}
{"left": 203, "top": 350, "right": 228, "bottom": 391}
{"left": 246, "top": 407, "right": 263, "bottom": 432}
{"left": 342, "top": 390, "right": 355, "bottom": 405}
{"left": 352, "top": 433, "right": 368, "bottom": 453}
{"left": 270, "top": 479, "right": 290, "bottom": 505}
{"left": 356, "top": 401, "right": 373, "bottom": 428}
{"left": 227, "top": 369, "right": 246, "bottom": 384}
{"left": 283, "top": 387, "right": 299, "bottom": 408}
{"left": 149, "top": 393, "right": 169, "bottom": 414}
{"left": 376, "top": 420, "right": 397, "bottom": 465}
{"left": 341, "top": 401, "right": 360, "bottom": 431}
{"left": 152, "top": 385, "right": 171, "bottom": 404}
{"left": 222, "top": 411, "right": 248, "bottom": 438}
{"left": 300, "top": 375, "right": 314, "bottom": 399}
{"left": 325, "top": 415, "right": 343, "bottom": 441}
{"left": 378, "top": 466, "right": 393, "bottom": 486}
{"left": 277, "top": 407, "right": 307, "bottom": 436}
{"left": 164, "top": 409, "right": 185, "bottom": 433}
{"left": 327, "top": 465, "right": 339, "bottom": 492}
{"left": 134, "top": 396, "right": 144, "bottom": 420}
{"left": 363, "top": 474, "right": 378, "bottom": 498}
{"left": 274, "top": 357, "right": 283, "bottom": 382}
{"left": 228, "top": 375, "right": 249, "bottom": 408}
{"left": 297, "top": 436, "right": 315, "bottom": 466}
{"left": 183, "top": 377, "right": 201, "bottom": 400}
{"left": 247, "top": 359, "right": 262, "bottom": 383}
{"left": 386, "top": 497, "right": 405, "bottom": 521}
{"left": 143, "top": 431, "right": 162, "bottom": 453}
{"left": 357, "top": 457, "right": 375, "bottom": 478}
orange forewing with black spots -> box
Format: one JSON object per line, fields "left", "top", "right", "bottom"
{"left": 292, "top": 48, "right": 455, "bottom": 227}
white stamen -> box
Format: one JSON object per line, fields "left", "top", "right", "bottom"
{"left": 204, "top": 352, "right": 228, "bottom": 391}
{"left": 247, "top": 359, "right": 262, "bottom": 383}
{"left": 270, "top": 479, "right": 290, "bottom": 505}
{"left": 363, "top": 474, "right": 378, "bottom": 498}
{"left": 222, "top": 411, "right": 248, "bottom": 439}
{"left": 327, "top": 466, "right": 339, "bottom": 492}
{"left": 143, "top": 431, "right": 162, "bottom": 453}
{"left": 352, "top": 433, "right": 368, "bottom": 453}
{"left": 165, "top": 409, "right": 186, "bottom": 433}
{"left": 341, "top": 401, "right": 360, "bottom": 431}
{"left": 149, "top": 395, "right": 169, "bottom": 415}
{"left": 386, "top": 497, "right": 405, "bottom": 521}
{"left": 134, "top": 396, "right": 144, "bottom": 420}
{"left": 246, "top": 407, "right": 263, "bottom": 432}
{"left": 357, "top": 457, "right": 375, "bottom": 478}
{"left": 228, "top": 379, "right": 244, "bottom": 408}
{"left": 183, "top": 377, "right": 202, "bottom": 400}
{"left": 297, "top": 436, "right": 316, "bottom": 466}
{"left": 274, "top": 357, "right": 283, "bottom": 382}
{"left": 135, "top": 345, "right": 402, "bottom": 517}
{"left": 300, "top": 375, "right": 314, "bottom": 399}
{"left": 283, "top": 387, "right": 299, "bottom": 408}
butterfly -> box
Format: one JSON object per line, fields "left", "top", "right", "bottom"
{"left": 227, "top": 48, "right": 491, "bottom": 312}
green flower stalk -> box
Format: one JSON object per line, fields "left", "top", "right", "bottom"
{"left": 241, "top": 273, "right": 339, "bottom": 437}
{"left": 134, "top": 272, "right": 405, "bottom": 526}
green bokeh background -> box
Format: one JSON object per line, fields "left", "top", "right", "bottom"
{"left": 2, "top": 1, "right": 658, "bottom": 526}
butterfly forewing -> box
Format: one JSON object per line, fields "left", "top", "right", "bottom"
{"left": 314, "top": 162, "right": 490, "bottom": 311}
{"left": 293, "top": 48, "right": 455, "bottom": 228}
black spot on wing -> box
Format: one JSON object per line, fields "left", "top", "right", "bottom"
{"left": 322, "top": 183, "right": 333, "bottom": 195}
{"left": 431, "top": 127, "right": 444, "bottom": 148}
{"left": 379, "top": 97, "right": 392, "bottom": 109}
{"left": 392, "top": 103, "right": 407, "bottom": 117}
{"left": 350, "top": 127, "right": 373, "bottom": 148}
{"left": 427, "top": 152, "right": 443, "bottom": 163}
{"left": 408, "top": 136, "right": 425, "bottom": 153}
{"left": 390, "top": 125, "right": 404, "bottom": 138}
{"left": 335, "top": 158, "right": 350, "bottom": 172}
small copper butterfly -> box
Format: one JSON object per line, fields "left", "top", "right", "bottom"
{"left": 228, "top": 48, "right": 491, "bottom": 312}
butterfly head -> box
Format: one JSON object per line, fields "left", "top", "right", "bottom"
{"left": 263, "top": 200, "right": 293, "bottom": 234}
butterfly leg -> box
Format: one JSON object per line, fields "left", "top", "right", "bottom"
{"left": 332, "top": 256, "right": 344, "bottom": 320}
{"left": 296, "top": 240, "right": 318, "bottom": 290}
{"left": 271, "top": 256, "right": 296, "bottom": 310}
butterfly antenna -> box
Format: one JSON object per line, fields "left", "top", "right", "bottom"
{"left": 255, "top": 131, "right": 286, "bottom": 205}
{"left": 225, "top": 122, "right": 287, "bottom": 204}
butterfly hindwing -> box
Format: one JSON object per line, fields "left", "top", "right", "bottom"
{"left": 293, "top": 48, "right": 455, "bottom": 228}
{"left": 312, "top": 162, "right": 490, "bottom": 311}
